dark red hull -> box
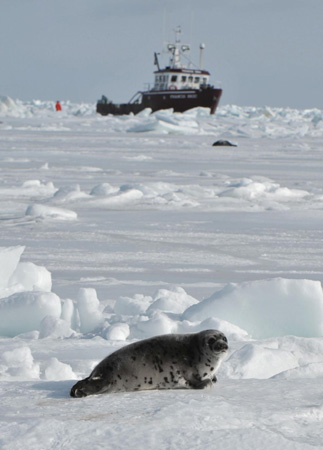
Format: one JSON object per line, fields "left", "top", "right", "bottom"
{"left": 96, "top": 87, "right": 222, "bottom": 116}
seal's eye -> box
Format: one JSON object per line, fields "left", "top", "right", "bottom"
{"left": 208, "top": 337, "right": 216, "bottom": 347}
{"left": 222, "top": 336, "right": 228, "bottom": 343}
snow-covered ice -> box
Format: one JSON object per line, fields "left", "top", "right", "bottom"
{"left": 1, "top": 95, "right": 323, "bottom": 449}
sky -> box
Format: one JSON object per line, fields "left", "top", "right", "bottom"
{"left": 0, "top": 0, "right": 322, "bottom": 109}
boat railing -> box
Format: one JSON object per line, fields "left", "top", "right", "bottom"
{"left": 128, "top": 91, "right": 142, "bottom": 104}
{"left": 143, "top": 83, "right": 152, "bottom": 91}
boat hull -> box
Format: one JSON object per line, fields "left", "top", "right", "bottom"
{"left": 96, "top": 87, "right": 222, "bottom": 116}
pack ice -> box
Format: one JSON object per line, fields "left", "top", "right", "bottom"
{"left": 1, "top": 95, "right": 323, "bottom": 449}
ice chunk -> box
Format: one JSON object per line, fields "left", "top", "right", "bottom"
{"left": 90, "top": 183, "right": 119, "bottom": 196}
{"left": 114, "top": 294, "right": 153, "bottom": 315}
{"left": 135, "top": 311, "right": 178, "bottom": 337}
{"left": 52, "top": 185, "right": 89, "bottom": 203}
{"left": 186, "top": 317, "right": 249, "bottom": 342}
{"left": 8, "top": 261, "right": 52, "bottom": 292}
{"left": 77, "top": 288, "right": 103, "bottom": 334}
{"left": 0, "top": 95, "right": 28, "bottom": 117}
{"left": 126, "top": 114, "right": 199, "bottom": 134}
{"left": 61, "top": 298, "right": 79, "bottom": 330}
{"left": 21, "top": 179, "right": 56, "bottom": 196}
{"left": 44, "top": 357, "right": 77, "bottom": 381}
{"left": 1, "top": 347, "right": 40, "bottom": 380}
{"left": 183, "top": 278, "right": 323, "bottom": 338}
{"left": 218, "top": 177, "right": 309, "bottom": 202}
{"left": 105, "top": 323, "right": 130, "bottom": 341}
{"left": 225, "top": 343, "right": 298, "bottom": 379}
{"left": 147, "top": 287, "right": 198, "bottom": 314}
{"left": 39, "top": 315, "right": 75, "bottom": 339}
{"left": 0, "top": 246, "right": 25, "bottom": 290}
{"left": 272, "top": 362, "right": 323, "bottom": 380}
{"left": 0, "top": 291, "right": 61, "bottom": 337}
{"left": 25, "top": 204, "right": 77, "bottom": 220}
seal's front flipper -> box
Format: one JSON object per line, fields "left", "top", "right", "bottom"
{"left": 191, "top": 379, "right": 213, "bottom": 389}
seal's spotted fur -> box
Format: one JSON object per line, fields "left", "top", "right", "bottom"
{"left": 70, "top": 330, "right": 228, "bottom": 397}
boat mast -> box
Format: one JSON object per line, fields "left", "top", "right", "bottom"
{"left": 167, "top": 26, "right": 190, "bottom": 69}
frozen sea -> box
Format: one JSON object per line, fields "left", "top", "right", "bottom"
{"left": 1, "top": 95, "right": 323, "bottom": 449}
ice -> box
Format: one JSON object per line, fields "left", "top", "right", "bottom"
{"left": 25, "top": 204, "right": 77, "bottom": 220}
{"left": 52, "top": 185, "right": 90, "bottom": 203}
{"left": 90, "top": 183, "right": 119, "bottom": 196}
{"left": 61, "top": 298, "right": 79, "bottom": 330}
{"left": 273, "top": 361, "right": 323, "bottom": 379}
{"left": 127, "top": 109, "right": 200, "bottom": 134}
{"left": 8, "top": 262, "right": 52, "bottom": 293}
{"left": 113, "top": 294, "right": 153, "bottom": 315}
{"left": 0, "top": 291, "right": 61, "bottom": 337}
{"left": 0, "top": 347, "right": 40, "bottom": 380}
{"left": 135, "top": 310, "right": 178, "bottom": 336}
{"left": 43, "top": 357, "right": 77, "bottom": 381}
{"left": 147, "top": 287, "right": 198, "bottom": 314}
{"left": 91, "top": 185, "right": 144, "bottom": 206}
{"left": 183, "top": 317, "right": 249, "bottom": 342}
{"left": 76, "top": 288, "right": 104, "bottom": 334}
{"left": 183, "top": 278, "right": 323, "bottom": 338}
{"left": 224, "top": 343, "right": 298, "bottom": 379}
{"left": 0, "top": 246, "right": 25, "bottom": 291}
{"left": 21, "top": 179, "right": 56, "bottom": 194}
{"left": 219, "top": 177, "right": 309, "bottom": 202}
{"left": 39, "top": 316, "right": 75, "bottom": 339}
{"left": 0, "top": 96, "right": 95, "bottom": 118}
{"left": 0, "top": 95, "right": 30, "bottom": 118}
{"left": 105, "top": 322, "right": 130, "bottom": 341}
{"left": 33, "top": 177, "right": 316, "bottom": 212}
{"left": 1, "top": 97, "right": 323, "bottom": 449}
{"left": 222, "top": 335, "right": 323, "bottom": 380}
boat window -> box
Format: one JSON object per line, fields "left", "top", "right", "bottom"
{"left": 181, "top": 76, "right": 187, "bottom": 82}
{"left": 188, "top": 76, "right": 193, "bottom": 82}
{"left": 194, "top": 77, "right": 200, "bottom": 83}
{"left": 202, "top": 77, "right": 207, "bottom": 84}
{"left": 171, "top": 75, "right": 177, "bottom": 82}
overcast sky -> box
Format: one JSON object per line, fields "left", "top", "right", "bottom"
{"left": 1, "top": 0, "right": 322, "bottom": 109}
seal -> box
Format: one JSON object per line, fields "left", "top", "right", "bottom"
{"left": 212, "top": 139, "right": 237, "bottom": 147}
{"left": 70, "top": 329, "right": 228, "bottom": 397}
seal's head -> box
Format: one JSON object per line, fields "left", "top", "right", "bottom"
{"left": 197, "top": 329, "right": 229, "bottom": 356}
{"left": 70, "top": 375, "right": 106, "bottom": 398}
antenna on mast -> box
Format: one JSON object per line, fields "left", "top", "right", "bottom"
{"left": 199, "top": 43, "right": 205, "bottom": 69}
{"left": 174, "top": 25, "right": 181, "bottom": 43}
{"left": 162, "top": 8, "right": 167, "bottom": 50}
{"left": 189, "top": 9, "right": 194, "bottom": 47}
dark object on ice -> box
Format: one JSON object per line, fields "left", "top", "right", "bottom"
{"left": 70, "top": 330, "right": 228, "bottom": 397}
{"left": 212, "top": 140, "right": 237, "bottom": 147}
{"left": 96, "top": 26, "right": 222, "bottom": 116}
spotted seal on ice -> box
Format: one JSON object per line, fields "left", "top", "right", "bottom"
{"left": 70, "top": 329, "right": 228, "bottom": 397}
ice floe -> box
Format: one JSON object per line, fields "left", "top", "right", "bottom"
{"left": 1, "top": 247, "right": 323, "bottom": 342}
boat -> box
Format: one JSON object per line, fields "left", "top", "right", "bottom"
{"left": 96, "top": 27, "right": 222, "bottom": 116}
